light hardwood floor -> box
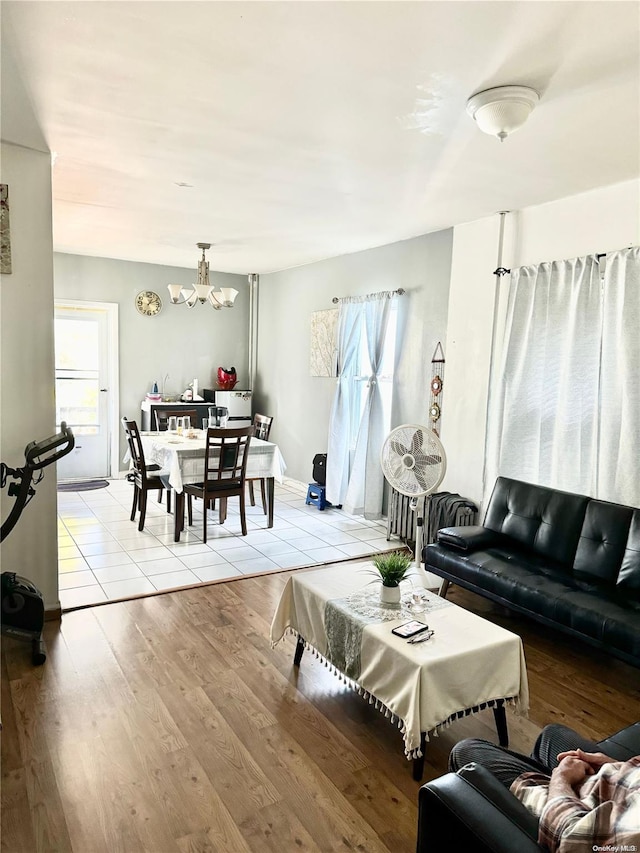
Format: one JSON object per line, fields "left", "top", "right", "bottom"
{"left": 2, "top": 565, "right": 638, "bottom": 853}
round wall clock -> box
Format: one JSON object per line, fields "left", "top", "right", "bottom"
{"left": 135, "top": 290, "right": 163, "bottom": 316}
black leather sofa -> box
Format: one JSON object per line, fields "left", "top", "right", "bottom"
{"left": 423, "top": 477, "right": 640, "bottom": 668}
{"left": 416, "top": 722, "right": 640, "bottom": 852}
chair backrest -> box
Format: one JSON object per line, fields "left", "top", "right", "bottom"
{"left": 155, "top": 409, "right": 198, "bottom": 431}
{"left": 203, "top": 426, "right": 254, "bottom": 488}
{"left": 121, "top": 417, "right": 148, "bottom": 480}
{"left": 253, "top": 413, "right": 273, "bottom": 441}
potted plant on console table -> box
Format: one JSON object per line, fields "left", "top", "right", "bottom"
{"left": 371, "top": 551, "right": 412, "bottom": 606}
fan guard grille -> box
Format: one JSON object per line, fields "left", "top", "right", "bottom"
{"left": 381, "top": 424, "right": 446, "bottom": 497}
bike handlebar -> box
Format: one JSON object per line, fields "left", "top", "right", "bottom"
{"left": 24, "top": 422, "right": 75, "bottom": 470}
{"left": 0, "top": 422, "right": 75, "bottom": 543}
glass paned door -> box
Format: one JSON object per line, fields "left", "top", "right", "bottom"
{"left": 55, "top": 305, "right": 110, "bottom": 479}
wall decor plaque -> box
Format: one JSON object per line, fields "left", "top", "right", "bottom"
{"left": 0, "top": 185, "right": 12, "bottom": 274}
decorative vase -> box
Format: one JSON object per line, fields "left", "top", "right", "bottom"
{"left": 380, "top": 584, "right": 401, "bottom": 606}
{"left": 217, "top": 366, "right": 238, "bottom": 391}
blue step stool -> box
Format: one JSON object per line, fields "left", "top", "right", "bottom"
{"left": 306, "top": 483, "right": 331, "bottom": 511}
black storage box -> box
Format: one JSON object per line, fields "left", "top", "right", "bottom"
{"left": 312, "top": 453, "right": 327, "bottom": 485}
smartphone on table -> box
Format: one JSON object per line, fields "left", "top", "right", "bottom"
{"left": 391, "top": 620, "right": 429, "bottom": 639}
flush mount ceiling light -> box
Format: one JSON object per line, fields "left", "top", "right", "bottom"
{"left": 167, "top": 243, "right": 238, "bottom": 309}
{"left": 466, "top": 85, "right": 539, "bottom": 141}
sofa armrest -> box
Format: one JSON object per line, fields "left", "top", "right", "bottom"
{"left": 436, "top": 525, "right": 501, "bottom": 553}
{"left": 417, "top": 763, "right": 540, "bottom": 853}
{"left": 597, "top": 722, "right": 640, "bottom": 760}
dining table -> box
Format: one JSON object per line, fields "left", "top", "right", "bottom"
{"left": 136, "top": 430, "right": 287, "bottom": 541}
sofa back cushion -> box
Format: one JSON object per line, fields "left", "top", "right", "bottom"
{"left": 617, "top": 509, "right": 640, "bottom": 594}
{"left": 484, "top": 477, "right": 588, "bottom": 567}
{"left": 573, "top": 501, "right": 634, "bottom": 584}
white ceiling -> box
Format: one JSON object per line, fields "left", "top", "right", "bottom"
{"left": 3, "top": 1, "right": 639, "bottom": 274}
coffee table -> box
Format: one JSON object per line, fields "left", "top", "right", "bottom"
{"left": 270, "top": 563, "right": 529, "bottom": 779}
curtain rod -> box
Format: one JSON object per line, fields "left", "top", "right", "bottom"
{"left": 332, "top": 288, "right": 405, "bottom": 304}
{"left": 494, "top": 252, "right": 608, "bottom": 277}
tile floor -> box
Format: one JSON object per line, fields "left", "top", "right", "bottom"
{"left": 58, "top": 478, "right": 398, "bottom": 609}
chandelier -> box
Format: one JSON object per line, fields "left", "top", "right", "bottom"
{"left": 167, "top": 243, "right": 238, "bottom": 309}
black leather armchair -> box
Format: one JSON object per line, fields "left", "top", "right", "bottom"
{"left": 416, "top": 723, "right": 640, "bottom": 852}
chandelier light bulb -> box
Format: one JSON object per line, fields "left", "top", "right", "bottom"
{"left": 208, "top": 291, "right": 223, "bottom": 309}
{"left": 219, "top": 287, "right": 239, "bottom": 307}
{"left": 167, "top": 284, "right": 183, "bottom": 304}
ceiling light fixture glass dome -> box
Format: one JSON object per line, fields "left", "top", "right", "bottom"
{"left": 466, "top": 85, "right": 539, "bottom": 141}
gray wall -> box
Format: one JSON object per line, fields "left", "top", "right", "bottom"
{"left": 53, "top": 253, "right": 248, "bottom": 470}
{"left": 255, "top": 230, "right": 453, "bottom": 484}
{"left": 1, "top": 35, "right": 60, "bottom": 607}
{"left": 1, "top": 143, "right": 60, "bottom": 608}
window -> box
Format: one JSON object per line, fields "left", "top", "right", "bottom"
{"left": 349, "top": 300, "right": 397, "bottom": 452}
{"left": 485, "top": 248, "right": 640, "bottom": 506}
{"left": 327, "top": 292, "right": 400, "bottom": 517}
{"left": 55, "top": 316, "right": 100, "bottom": 435}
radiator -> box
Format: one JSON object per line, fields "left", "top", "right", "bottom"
{"left": 386, "top": 489, "right": 478, "bottom": 550}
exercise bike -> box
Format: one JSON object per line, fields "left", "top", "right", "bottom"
{"left": 1, "top": 422, "right": 75, "bottom": 665}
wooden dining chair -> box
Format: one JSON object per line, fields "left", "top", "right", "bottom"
{"left": 121, "top": 417, "right": 168, "bottom": 531}
{"left": 247, "top": 413, "right": 273, "bottom": 514}
{"left": 154, "top": 409, "right": 198, "bottom": 431}
{"left": 152, "top": 409, "right": 198, "bottom": 512}
{"left": 149, "top": 410, "right": 198, "bottom": 512}
{"left": 183, "top": 426, "right": 254, "bottom": 542}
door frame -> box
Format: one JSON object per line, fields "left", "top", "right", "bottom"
{"left": 54, "top": 299, "right": 120, "bottom": 479}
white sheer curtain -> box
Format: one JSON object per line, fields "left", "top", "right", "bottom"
{"left": 485, "top": 247, "right": 640, "bottom": 507}
{"left": 485, "top": 255, "right": 603, "bottom": 496}
{"left": 326, "top": 292, "right": 395, "bottom": 518}
{"left": 599, "top": 247, "right": 640, "bottom": 505}
{"left": 326, "top": 301, "right": 364, "bottom": 507}
{"left": 343, "top": 296, "right": 392, "bottom": 517}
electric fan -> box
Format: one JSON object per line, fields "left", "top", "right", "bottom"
{"left": 380, "top": 424, "right": 447, "bottom": 569}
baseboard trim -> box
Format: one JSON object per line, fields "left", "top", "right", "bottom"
{"left": 45, "top": 607, "right": 62, "bottom": 622}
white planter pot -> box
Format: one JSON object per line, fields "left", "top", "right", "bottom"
{"left": 380, "top": 584, "right": 401, "bottom": 606}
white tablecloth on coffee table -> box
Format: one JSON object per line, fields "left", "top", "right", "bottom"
{"left": 271, "top": 563, "right": 529, "bottom": 758}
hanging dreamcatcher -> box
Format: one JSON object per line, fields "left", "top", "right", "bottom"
{"left": 429, "top": 342, "right": 445, "bottom": 435}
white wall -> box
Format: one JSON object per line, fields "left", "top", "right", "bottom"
{"left": 442, "top": 178, "right": 640, "bottom": 510}
{"left": 256, "top": 230, "right": 453, "bottom": 484}
{"left": 54, "top": 253, "right": 248, "bottom": 470}
{"left": 439, "top": 216, "right": 501, "bottom": 508}
{"left": 0, "top": 143, "right": 59, "bottom": 609}
{"left": 511, "top": 180, "right": 640, "bottom": 268}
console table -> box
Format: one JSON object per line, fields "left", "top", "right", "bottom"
{"left": 140, "top": 401, "right": 213, "bottom": 431}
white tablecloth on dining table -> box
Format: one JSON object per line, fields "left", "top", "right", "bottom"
{"left": 129, "top": 432, "right": 286, "bottom": 493}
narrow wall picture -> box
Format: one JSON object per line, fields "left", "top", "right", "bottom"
{"left": 0, "top": 185, "right": 11, "bottom": 274}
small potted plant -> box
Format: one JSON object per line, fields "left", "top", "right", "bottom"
{"left": 371, "top": 550, "right": 413, "bottom": 605}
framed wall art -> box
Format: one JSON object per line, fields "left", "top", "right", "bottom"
{"left": 310, "top": 308, "right": 338, "bottom": 377}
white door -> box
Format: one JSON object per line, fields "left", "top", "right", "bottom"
{"left": 54, "top": 302, "right": 116, "bottom": 480}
